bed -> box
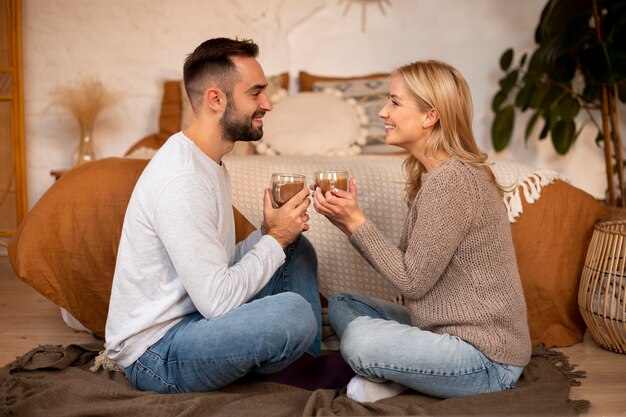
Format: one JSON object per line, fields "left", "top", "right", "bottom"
{"left": 119, "top": 71, "right": 607, "bottom": 347}
{"left": 8, "top": 71, "right": 607, "bottom": 361}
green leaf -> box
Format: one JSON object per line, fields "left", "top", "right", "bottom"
{"left": 539, "top": 112, "right": 552, "bottom": 140}
{"left": 528, "top": 79, "right": 550, "bottom": 109}
{"left": 552, "top": 12, "right": 592, "bottom": 50}
{"left": 500, "top": 49, "right": 514, "bottom": 71}
{"left": 555, "top": 95, "right": 581, "bottom": 119}
{"left": 537, "top": 0, "right": 592, "bottom": 43}
{"left": 515, "top": 82, "right": 537, "bottom": 111}
{"left": 520, "top": 53, "right": 528, "bottom": 67}
{"left": 548, "top": 53, "right": 577, "bottom": 82}
{"left": 528, "top": 46, "right": 549, "bottom": 73}
{"left": 492, "top": 90, "right": 508, "bottom": 112}
{"left": 551, "top": 118, "right": 576, "bottom": 154}
{"left": 525, "top": 112, "right": 541, "bottom": 142}
{"left": 491, "top": 106, "right": 515, "bottom": 152}
{"left": 498, "top": 70, "right": 519, "bottom": 93}
{"left": 543, "top": 86, "right": 567, "bottom": 111}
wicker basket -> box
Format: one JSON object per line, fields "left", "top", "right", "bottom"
{"left": 578, "top": 220, "right": 626, "bottom": 353}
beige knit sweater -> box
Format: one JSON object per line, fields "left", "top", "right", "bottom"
{"left": 350, "top": 158, "right": 531, "bottom": 367}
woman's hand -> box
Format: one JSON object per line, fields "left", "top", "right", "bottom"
{"left": 312, "top": 178, "right": 366, "bottom": 236}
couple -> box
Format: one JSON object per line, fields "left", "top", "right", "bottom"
{"left": 104, "top": 37, "right": 531, "bottom": 402}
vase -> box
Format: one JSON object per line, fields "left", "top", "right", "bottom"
{"left": 75, "top": 127, "right": 96, "bottom": 166}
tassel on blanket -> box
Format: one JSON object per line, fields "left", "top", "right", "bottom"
{"left": 90, "top": 351, "right": 122, "bottom": 373}
{"left": 490, "top": 159, "right": 567, "bottom": 223}
{"left": 504, "top": 188, "right": 524, "bottom": 224}
{"left": 499, "top": 170, "right": 564, "bottom": 223}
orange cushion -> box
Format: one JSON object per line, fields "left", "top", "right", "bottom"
{"left": 511, "top": 179, "right": 607, "bottom": 347}
{"left": 8, "top": 158, "right": 256, "bottom": 337}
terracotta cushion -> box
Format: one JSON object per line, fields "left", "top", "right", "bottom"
{"left": 511, "top": 179, "right": 606, "bottom": 347}
{"left": 8, "top": 158, "right": 255, "bottom": 337}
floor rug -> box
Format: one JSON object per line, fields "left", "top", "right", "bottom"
{"left": 0, "top": 343, "right": 588, "bottom": 416}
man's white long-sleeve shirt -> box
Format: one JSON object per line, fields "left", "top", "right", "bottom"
{"left": 105, "top": 132, "right": 285, "bottom": 368}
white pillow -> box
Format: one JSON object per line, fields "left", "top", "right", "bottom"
{"left": 255, "top": 89, "right": 368, "bottom": 156}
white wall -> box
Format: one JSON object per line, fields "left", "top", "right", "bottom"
{"left": 22, "top": 0, "right": 621, "bottom": 207}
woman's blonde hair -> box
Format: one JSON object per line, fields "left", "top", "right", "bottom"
{"left": 395, "top": 60, "right": 497, "bottom": 204}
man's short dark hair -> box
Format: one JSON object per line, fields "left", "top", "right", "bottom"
{"left": 183, "top": 38, "right": 259, "bottom": 111}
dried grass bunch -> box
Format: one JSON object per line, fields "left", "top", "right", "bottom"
{"left": 50, "top": 77, "right": 121, "bottom": 133}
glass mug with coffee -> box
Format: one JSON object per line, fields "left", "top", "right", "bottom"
{"left": 314, "top": 170, "right": 349, "bottom": 194}
{"left": 270, "top": 173, "right": 306, "bottom": 208}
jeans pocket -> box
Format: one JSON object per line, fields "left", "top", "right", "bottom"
{"left": 133, "top": 359, "right": 181, "bottom": 394}
{"left": 495, "top": 363, "right": 522, "bottom": 390}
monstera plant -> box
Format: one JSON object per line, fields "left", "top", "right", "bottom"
{"left": 491, "top": 0, "right": 626, "bottom": 206}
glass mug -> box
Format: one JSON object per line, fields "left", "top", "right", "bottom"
{"left": 314, "top": 170, "right": 349, "bottom": 194}
{"left": 270, "top": 173, "right": 306, "bottom": 208}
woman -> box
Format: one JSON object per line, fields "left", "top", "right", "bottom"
{"left": 313, "top": 60, "right": 531, "bottom": 402}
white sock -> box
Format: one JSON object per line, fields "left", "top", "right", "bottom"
{"left": 346, "top": 375, "right": 408, "bottom": 403}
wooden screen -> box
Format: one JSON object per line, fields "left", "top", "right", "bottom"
{"left": 0, "top": 0, "right": 26, "bottom": 248}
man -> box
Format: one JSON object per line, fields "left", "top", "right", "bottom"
{"left": 104, "top": 38, "right": 321, "bottom": 393}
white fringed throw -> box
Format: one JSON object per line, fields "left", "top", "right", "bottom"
{"left": 490, "top": 159, "right": 567, "bottom": 223}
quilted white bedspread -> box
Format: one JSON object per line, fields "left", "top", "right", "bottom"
{"left": 225, "top": 154, "right": 406, "bottom": 301}
{"left": 224, "top": 154, "right": 565, "bottom": 302}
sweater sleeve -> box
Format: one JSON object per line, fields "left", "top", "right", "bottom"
{"left": 350, "top": 166, "right": 478, "bottom": 299}
{"left": 235, "top": 229, "right": 262, "bottom": 261}
{"left": 153, "top": 175, "right": 285, "bottom": 319}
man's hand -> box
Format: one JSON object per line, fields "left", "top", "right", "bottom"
{"left": 262, "top": 187, "right": 311, "bottom": 248}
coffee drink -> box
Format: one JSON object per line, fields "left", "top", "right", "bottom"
{"left": 314, "top": 170, "right": 349, "bottom": 194}
{"left": 270, "top": 173, "right": 306, "bottom": 208}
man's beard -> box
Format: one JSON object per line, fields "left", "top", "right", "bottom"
{"left": 220, "top": 99, "right": 265, "bottom": 143}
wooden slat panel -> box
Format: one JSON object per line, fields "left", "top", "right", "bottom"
{"left": 0, "top": 100, "right": 16, "bottom": 231}
{"left": 0, "top": 0, "right": 27, "bottom": 235}
{"left": 0, "top": 0, "right": 10, "bottom": 68}
{"left": 0, "top": 72, "right": 11, "bottom": 95}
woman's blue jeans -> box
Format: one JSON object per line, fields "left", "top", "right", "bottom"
{"left": 328, "top": 292, "right": 524, "bottom": 399}
{"left": 124, "top": 235, "right": 321, "bottom": 393}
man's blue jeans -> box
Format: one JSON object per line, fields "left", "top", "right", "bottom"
{"left": 124, "top": 235, "right": 321, "bottom": 393}
{"left": 328, "top": 292, "right": 524, "bottom": 399}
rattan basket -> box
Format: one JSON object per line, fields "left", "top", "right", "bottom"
{"left": 578, "top": 220, "right": 626, "bottom": 353}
